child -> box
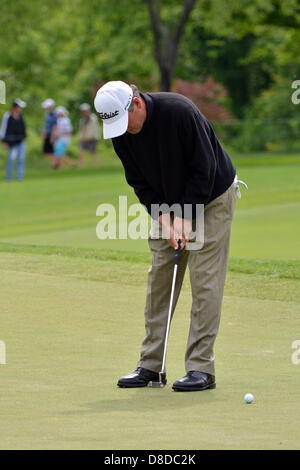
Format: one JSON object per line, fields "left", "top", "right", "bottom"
{"left": 53, "top": 106, "right": 76, "bottom": 169}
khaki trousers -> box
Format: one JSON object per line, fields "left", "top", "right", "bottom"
{"left": 137, "top": 181, "right": 237, "bottom": 376}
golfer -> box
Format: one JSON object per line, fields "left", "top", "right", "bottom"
{"left": 94, "top": 81, "right": 244, "bottom": 392}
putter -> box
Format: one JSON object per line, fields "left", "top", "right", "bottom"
{"left": 148, "top": 239, "right": 181, "bottom": 388}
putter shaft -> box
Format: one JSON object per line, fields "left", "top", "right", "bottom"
{"left": 160, "top": 240, "right": 181, "bottom": 378}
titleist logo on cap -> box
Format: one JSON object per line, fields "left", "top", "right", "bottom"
{"left": 99, "top": 110, "right": 119, "bottom": 119}
{"left": 124, "top": 95, "right": 132, "bottom": 111}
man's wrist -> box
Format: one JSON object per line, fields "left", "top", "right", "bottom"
{"left": 158, "top": 213, "right": 172, "bottom": 225}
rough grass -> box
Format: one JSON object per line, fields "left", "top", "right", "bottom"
{"left": 0, "top": 242, "right": 299, "bottom": 280}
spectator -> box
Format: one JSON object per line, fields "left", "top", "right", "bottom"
{"left": 41, "top": 98, "right": 57, "bottom": 167}
{"left": 0, "top": 98, "right": 27, "bottom": 181}
{"left": 52, "top": 106, "right": 76, "bottom": 169}
{"left": 78, "top": 103, "right": 100, "bottom": 168}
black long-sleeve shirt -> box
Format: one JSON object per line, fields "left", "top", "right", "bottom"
{"left": 112, "top": 92, "right": 236, "bottom": 219}
{"left": 0, "top": 112, "right": 26, "bottom": 146}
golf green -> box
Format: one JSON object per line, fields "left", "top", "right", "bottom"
{"left": 0, "top": 251, "right": 299, "bottom": 449}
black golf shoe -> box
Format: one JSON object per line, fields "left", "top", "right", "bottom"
{"left": 117, "top": 367, "right": 166, "bottom": 388}
{"left": 172, "top": 371, "right": 216, "bottom": 392}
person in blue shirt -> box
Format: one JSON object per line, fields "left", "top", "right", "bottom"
{"left": 41, "top": 98, "right": 57, "bottom": 167}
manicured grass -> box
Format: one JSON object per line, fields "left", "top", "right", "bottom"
{"left": 0, "top": 151, "right": 299, "bottom": 449}
{"left": 0, "top": 152, "right": 300, "bottom": 260}
{"left": 0, "top": 250, "right": 299, "bottom": 449}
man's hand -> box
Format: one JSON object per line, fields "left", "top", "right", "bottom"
{"left": 2, "top": 142, "right": 8, "bottom": 150}
{"left": 158, "top": 213, "right": 177, "bottom": 249}
{"left": 173, "top": 216, "right": 192, "bottom": 250}
{"left": 158, "top": 214, "right": 191, "bottom": 250}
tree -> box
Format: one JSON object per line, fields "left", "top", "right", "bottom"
{"left": 172, "top": 77, "right": 234, "bottom": 122}
{"left": 176, "top": 0, "right": 300, "bottom": 117}
{"left": 145, "top": 0, "right": 197, "bottom": 90}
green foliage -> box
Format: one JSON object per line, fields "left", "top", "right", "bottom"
{"left": 177, "top": 0, "right": 300, "bottom": 118}
{"left": 217, "top": 78, "right": 300, "bottom": 152}
{"left": 0, "top": 0, "right": 299, "bottom": 146}
{"left": 0, "top": 0, "right": 155, "bottom": 130}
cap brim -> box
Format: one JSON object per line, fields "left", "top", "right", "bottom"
{"left": 103, "top": 112, "right": 128, "bottom": 139}
{"left": 15, "top": 102, "right": 26, "bottom": 108}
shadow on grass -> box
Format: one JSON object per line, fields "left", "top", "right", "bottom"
{"left": 61, "top": 388, "right": 217, "bottom": 416}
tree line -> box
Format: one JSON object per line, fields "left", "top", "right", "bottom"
{"left": 0, "top": 0, "right": 299, "bottom": 150}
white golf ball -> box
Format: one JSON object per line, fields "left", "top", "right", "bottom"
{"left": 244, "top": 393, "right": 254, "bottom": 404}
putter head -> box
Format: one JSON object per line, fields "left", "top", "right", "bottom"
{"left": 147, "top": 372, "right": 167, "bottom": 388}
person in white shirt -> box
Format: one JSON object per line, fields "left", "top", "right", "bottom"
{"left": 52, "top": 106, "right": 76, "bottom": 169}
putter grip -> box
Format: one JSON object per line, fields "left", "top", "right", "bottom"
{"left": 174, "top": 239, "right": 181, "bottom": 265}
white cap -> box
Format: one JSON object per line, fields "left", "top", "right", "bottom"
{"left": 79, "top": 103, "right": 91, "bottom": 111}
{"left": 55, "top": 106, "right": 68, "bottom": 116}
{"left": 42, "top": 98, "right": 55, "bottom": 109}
{"left": 13, "top": 98, "right": 26, "bottom": 108}
{"left": 94, "top": 81, "right": 133, "bottom": 139}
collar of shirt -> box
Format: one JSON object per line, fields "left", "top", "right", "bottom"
{"left": 140, "top": 92, "right": 154, "bottom": 131}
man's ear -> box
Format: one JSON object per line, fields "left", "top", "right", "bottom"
{"left": 133, "top": 97, "right": 142, "bottom": 108}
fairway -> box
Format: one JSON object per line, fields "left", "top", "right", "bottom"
{"left": 0, "top": 153, "right": 300, "bottom": 449}
{"left": 0, "top": 154, "right": 300, "bottom": 260}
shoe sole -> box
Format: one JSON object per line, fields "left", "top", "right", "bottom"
{"left": 118, "top": 380, "right": 167, "bottom": 389}
{"left": 117, "top": 382, "right": 148, "bottom": 388}
{"left": 172, "top": 383, "right": 216, "bottom": 392}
